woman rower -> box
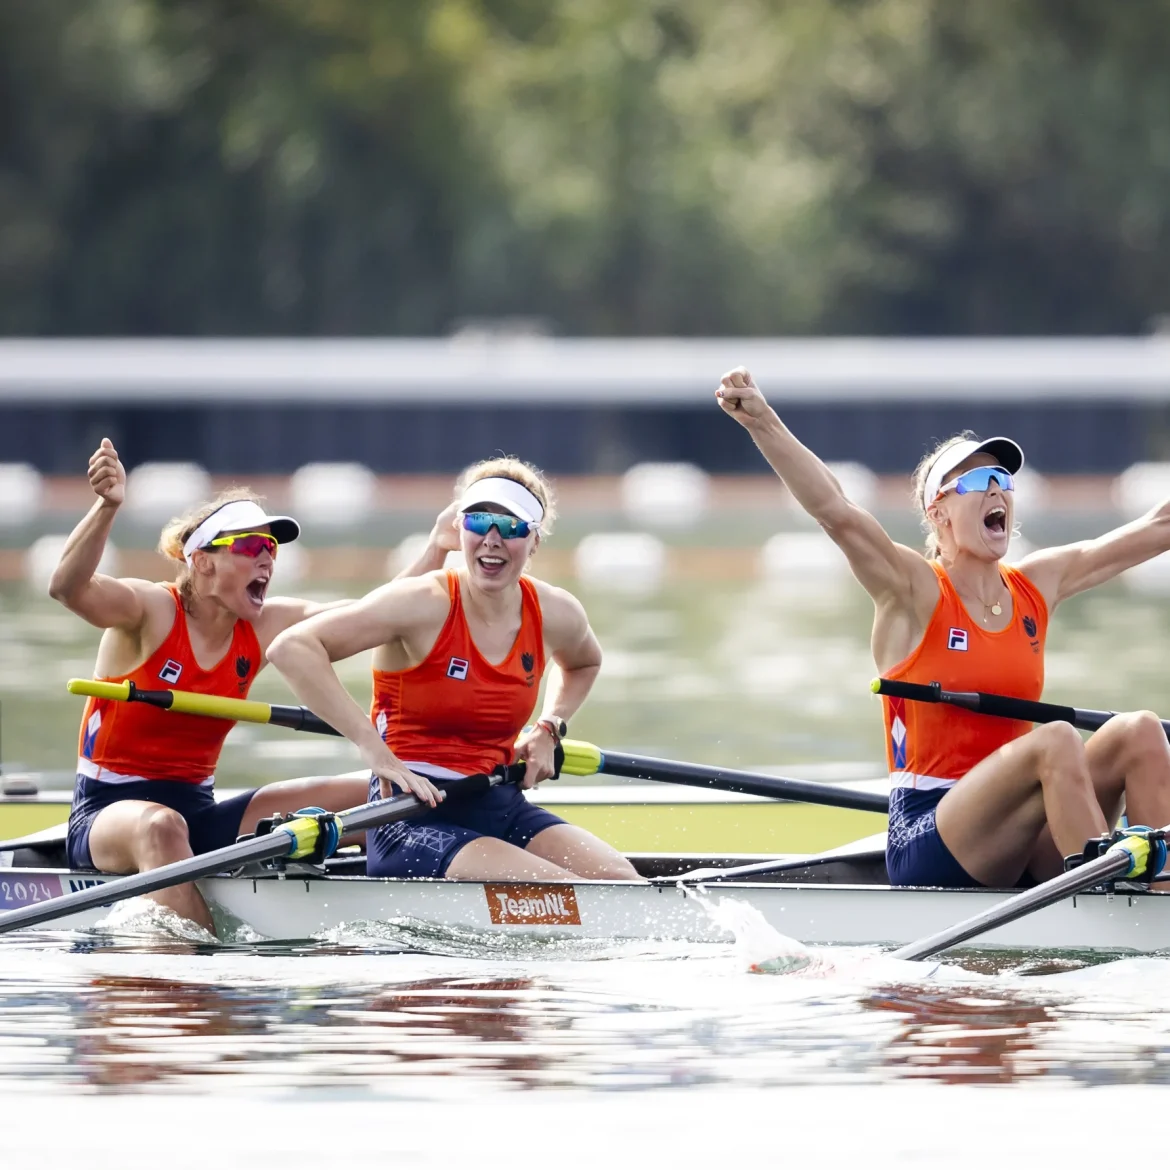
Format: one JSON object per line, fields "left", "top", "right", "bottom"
{"left": 267, "top": 457, "right": 638, "bottom": 882}
{"left": 717, "top": 367, "right": 1170, "bottom": 888}
{"left": 50, "top": 439, "right": 444, "bottom": 932}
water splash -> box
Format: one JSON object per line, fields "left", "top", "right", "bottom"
{"left": 93, "top": 897, "right": 220, "bottom": 945}
{"left": 318, "top": 916, "right": 712, "bottom": 963}
{"left": 683, "top": 886, "right": 957, "bottom": 983}
{"left": 684, "top": 887, "right": 812, "bottom": 973}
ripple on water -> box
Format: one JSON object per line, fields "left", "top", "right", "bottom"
{"left": 4, "top": 892, "right": 1170, "bottom": 1093}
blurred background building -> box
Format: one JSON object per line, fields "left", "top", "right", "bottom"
{"left": 5, "top": 1, "right": 1170, "bottom": 782}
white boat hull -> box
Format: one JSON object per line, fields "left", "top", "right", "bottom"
{"left": 3, "top": 867, "right": 1169, "bottom": 952}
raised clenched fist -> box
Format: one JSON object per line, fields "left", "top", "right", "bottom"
{"left": 715, "top": 367, "right": 773, "bottom": 427}
{"left": 88, "top": 438, "right": 126, "bottom": 507}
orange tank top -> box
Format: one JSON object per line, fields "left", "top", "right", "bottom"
{"left": 77, "top": 584, "right": 262, "bottom": 784}
{"left": 881, "top": 562, "right": 1048, "bottom": 790}
{"left": 371, "top": 569, "right": 546, "bottom": 776}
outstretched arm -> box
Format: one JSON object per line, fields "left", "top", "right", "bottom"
{"left": 266, "top": 578, "right": 447, "bottom": 804}
{"left": 48, "top": 438, "right": 152, "bottom": 631}
{"left": 1019, "top": 500, "right": 1170, "bottom": 608}
{"left": 716, "top": 367, "right": 931, "bottom": 605}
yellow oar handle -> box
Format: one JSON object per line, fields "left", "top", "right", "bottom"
{"left": 560, "top": 738, "right": 603, "bottom": 777}
{"left": 67, "top": 677, "right": 275, "bottom": 725}
{"left": 164, "top": 691, "right": 274, "bottom": 722}
{"left": 66, "top": 677, "right": 609, "bottom": 776}
{"left": 67, "top": 678, "right": 131, "bottom": 702}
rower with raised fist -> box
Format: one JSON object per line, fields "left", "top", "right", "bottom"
{"left": 718, "top": 366, "right": 1170, "bottom": 890}
{"left": 48, "top": 439, "right": 440, "bottom": 933}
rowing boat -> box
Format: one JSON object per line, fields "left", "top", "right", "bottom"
{"left": 2, "top": 825, "right": 1166, "bottom": 952}
{"left": 0, "top": 772, "right": 889, "bottom": 854}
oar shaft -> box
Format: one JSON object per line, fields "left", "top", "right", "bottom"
{"left": 595, "top": 751, "right": 889, "bottom": 813}
{"left": 0, "top": 772, "right": 498, "bottom": 936}
{"left": 67, "top": 678, "right": 341, "bottom": 736}
{"left": 872, "top": 678, "right": 1159, "bottom": 738}
{"left": 890, "top": 846, "right": 1135, "bottom": 961}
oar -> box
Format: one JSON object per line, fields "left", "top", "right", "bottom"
{"left": 890, "top": 827, "right": 1169, "bottom": 961}
{"left": 69, "top": 679, "right": 890, "bottom": 814}
{"left": 68, "top": 679, "right": 340, "bottom": 736}
{"left": 561, "top": 742, "right": 889, "bottom": 813}
{"left": 0, "top": 768, "right": 520, "bottom": 936}
{"left": 871, "top": 678, "right": 1170, "bottom": 739}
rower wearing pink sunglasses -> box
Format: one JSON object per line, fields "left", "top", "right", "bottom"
{"left": 268, "top": 457, "right": 638, "bottom": 883}
{"left": 48, "top": 438, "right": 443, "bottom": 934}
{"left": 717, "top": 366, "right": 1170, "bottom": 891}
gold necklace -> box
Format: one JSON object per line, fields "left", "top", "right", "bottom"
{"left": 975, "top": 580, "right": 1004, "bottom": 622}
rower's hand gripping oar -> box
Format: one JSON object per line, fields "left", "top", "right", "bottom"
{"left": 891, "top": 825, "right": 1170, "bottom": 961}
{"left": 69, "top": 679, "right": 890, "bottom": 815}
{"left": 871, "top": 677, "right": 1170, "bottom": 740}
{"left": 0, "top": 762, "right": 536, "bottom": 936}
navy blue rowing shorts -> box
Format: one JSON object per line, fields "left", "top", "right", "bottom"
{"left": 66, "top": 775, "right": 258, "bottom": 871}
{"left": 886, "top": 786, "right": 982, "bottom": 888}
{"left": 366, "top": 774, "right": 566, "bottom": 878}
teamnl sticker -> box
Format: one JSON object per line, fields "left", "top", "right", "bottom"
{"left": 485, "top": 883, "right": 581, "bottom": 926}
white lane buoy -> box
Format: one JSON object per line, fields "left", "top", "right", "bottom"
{"left": 824, "top": 462, "right": 878, "bottom": 510}
{"left": 0, "top": 464, "right": 44, "bottom": 525}
{"left": 26, "top": 534, "right": 118, "bottom": 592}
{"left": 759, "top": 531, "right": 851, "bottom": 599}
{"left": 620, "top": 463, "right": 710, "bottom": 529}
{"left": 1011, "top": 467, "right": 1051, "bottom": 515}
{"left": 1115, "top": 463, "right": 1170, "bottom": 519}
{"left": 574, "top": 532, "right": 666, "bottom": 594}
{"left": 1125, "top": 552, "right": 1170, "bottom": 596}
{"left": 273, "top": 540, "right": 307, "bottom": 586}
{"left": 290, "top": 462, "right": 377, "bottom": 525}
{"left": 124, "top": 462, "right": 212, "bottom": 520}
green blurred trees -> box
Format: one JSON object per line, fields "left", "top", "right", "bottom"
{"left": 4, "top": 0, "right": 1170, "bottom": 335}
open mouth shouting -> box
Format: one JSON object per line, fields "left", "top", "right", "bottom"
{"left": 983, "top": 505, "right": 1007, "bottom": 537}
{"left": 245, "top": 572, "right": 271, "bottom": 607}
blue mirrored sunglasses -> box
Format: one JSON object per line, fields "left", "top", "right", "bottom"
{"left": 461, "top": 511, "right": 537, "bottom": 539}
{"left": 938, "top": 465, "right": 1015, "bottom": 498}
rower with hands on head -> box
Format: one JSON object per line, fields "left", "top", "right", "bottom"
{"left": 718, "top": 367, "right": 1170, "bottom": 890}
{"left": 48, "top": 438, "right": 439, "bottom": 934}
{"left": 268, "top": 457, "right": 638, "bottom": 882}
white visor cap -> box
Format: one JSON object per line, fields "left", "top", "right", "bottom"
{"left": 182, "top": 499, "right": 301, "bottom": 565}
{"left": 922, "top": 436, "right": 1025, "bottom": 510}
{"left": 456, "top": 477, "right": 545, "bottom": 526}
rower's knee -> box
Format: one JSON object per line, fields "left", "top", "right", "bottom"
{"left": 138, "top": 807, "right": 191, "bottom": 865}
{"left": 1032, "top": 721, "right": 1089, "bottom": 789}
{"left": 1119, "top": 710, "right": 1169, "bottom": 767}
{"left": 590, "top": 857, "right": 640, "bottom": 881}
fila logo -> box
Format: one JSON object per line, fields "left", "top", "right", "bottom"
{"left": 446, "top": 657, "right": 470, "bottom": 681}
{"left": 158, "top": 659, "right": 183, "bottom": 684}
{"left": 947, "top": 627, "right": 969, "bottom": 652}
